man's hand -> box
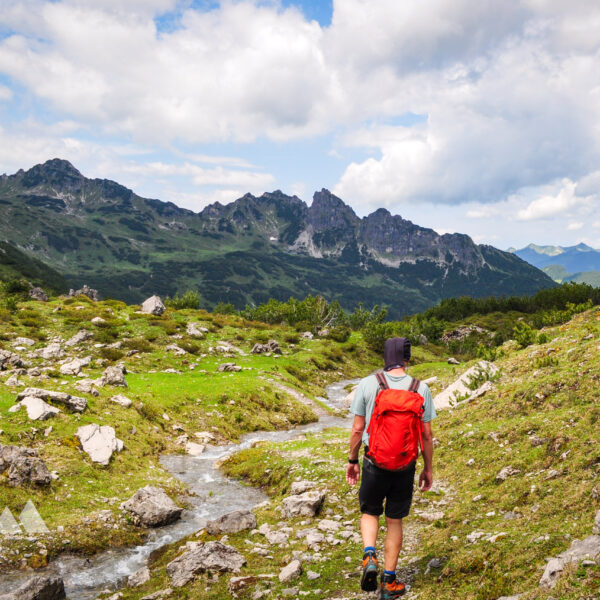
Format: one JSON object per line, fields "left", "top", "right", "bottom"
{"left": 346, "top": 463, "right": 360, "bottom": 486}
{"left": 419, "top": 469, "right": 433, "bottom": 491}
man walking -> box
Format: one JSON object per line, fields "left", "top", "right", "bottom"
{"left": 346, "top": 337, "right": 436, "bottom": 598}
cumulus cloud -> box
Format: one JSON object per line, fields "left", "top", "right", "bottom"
{"left": 515, "top": 181, "right": 579, "bottom": 221}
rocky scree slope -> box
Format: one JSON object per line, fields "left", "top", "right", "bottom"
{"left": 0, "top": 159, "right": 554, "bottom": 318}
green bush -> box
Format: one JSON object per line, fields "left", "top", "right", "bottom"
{"left": 537, "top": 332, "right": 548, "bottom": 344}
{"left": 326, "top": 326, "right": 351, "bottom": 343}
{"left": 164, "top": 290, "right": 200, "bottom": 310}
{"left": 513, "top": 321, "right": 537, "bottom": 348}
{"left": 99, "top": 347, "right": 125, "bottom": 362}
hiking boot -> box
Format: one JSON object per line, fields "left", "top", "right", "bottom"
{"left": 360, "top": 551, "right": 378, "bottom": 591}
{"left": 380, "top": 576, "right": 406, "bottom": 599}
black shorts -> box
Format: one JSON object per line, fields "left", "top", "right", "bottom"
{"left": 358, "top": 458, "right": 416, "bottom": 519}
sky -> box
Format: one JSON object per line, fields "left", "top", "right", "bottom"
{"left": 1, "top": 0, "right": 600, "bottom": 250}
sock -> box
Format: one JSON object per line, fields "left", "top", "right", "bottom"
{"left": 383, "top": 570, "right": 396, "bottom": 582}
{"left": 363, "top": 546, "right": 376, "bottom": 556}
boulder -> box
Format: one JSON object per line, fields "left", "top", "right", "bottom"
{"left": 28, "top": 287, "right": 49, "bottom": 302}
{"left": 5, "top": 374, "right": 22, "bottom": 386}
{"left": 205, "top": 509, "right": 256, "bottom": 535}
{"left": 110, "top": 394, "right": 133, "bottom": 408}
{"left": 166, "top": 542, "right": 246, "bottom": 587}
{"left": 0, "top": 444, "right": 52, "bottom": 487}
{"left": 540, "top": 535, "right": 600, "bottom": 588}
{"left": 282, "top": 490, "right": 325, "bottom": 518}
{"left": 14, "top": 337, "right": 35, "bottom": 347}
{"left": 300, "top": 331, "right": 313, "bottom": 340}
{"left": 98, "top": 365, "right": 128, "bottom": 387}
{"left": 121, "top": 485, "right": 182, "bottom": 527}
{"left": 186, "top": 322, "right": 208, "bottom": 338}
{"left": 185, "top": 442, "right": 205, "bottom": 456}
{"left": 141, "top": 295, "right": 165, "bottom": 316}
{"left": 447, "top": 357, "right": 460, "bottom": 365}
{"left": 127, "top": 567, "right": 151, "bottom": 587}
{"left": 17, "top": 387, "right": 87, "bottom": 412}
{"left": 251, "top": 340, "right": 282, "bottom": 355}
{"left": 59, "top": 357, "right": 90, "bottom": 376}
{"left": 0, "top": 576, "right": 65, "bottom": 600}
{"left": 166, "top": 344, "right": 186, "bottom": 356}
{"left": 76, "top": 424, "right": 124, "bottom": 466}
{"left": 91, "top": 316, "right": 106, "bottom": 325}
{"left": 496, "top": 466, "right": 521, "bottom": 482}
{"left": 18, "top": 397, "right": 60, "bottom": 420}
{"left": 434, "top": 360, "right": 499, "bottom": 411}
{"left": 65, "top": 330, "right": 93, "bottom": 347}
{"left": 69, "top": 285, "right": 99, "bottom": 301}
{"left": 0, "top": 349, "right": 25, "bottom": 371}
{"left": 218, "top": 362, "right": 242, "bottom": 372}
{"left": 290, "top": 480, "right": 316, "bottom": 495}
{"left": 279, "top": 559, "right": 302, "bottom": 583}
{"left": 39, "top": 343, "right": 64, "bottom": 360}
{"left": 74, "top": 379, "right": 99, "bottom": 396}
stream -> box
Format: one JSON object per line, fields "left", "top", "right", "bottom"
{"left": 0, "top": 379, "right": 357, "bottom": 598}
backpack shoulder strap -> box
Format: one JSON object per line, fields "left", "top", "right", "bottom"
{"left": 375, "top": 371, "right": 389, "bottom": 390}
{"left": 408, "top": 377, "right": 421, "bottom": 393}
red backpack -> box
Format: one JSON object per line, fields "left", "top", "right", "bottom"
{"left": 366, "top": 373, "right": 425, "bottom": 471}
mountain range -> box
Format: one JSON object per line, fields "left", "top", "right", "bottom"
{"left": 0, "top": 159, "right": 554, "bottom": 318}
{"left": 510, "top": 243, "right": 600, "bottom": 286}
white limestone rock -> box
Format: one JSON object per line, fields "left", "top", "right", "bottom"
{"left": 76, "top": 424, "right": 124, "bottom": 465}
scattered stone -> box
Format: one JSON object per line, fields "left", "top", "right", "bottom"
{"left": 141, "top": 295, "right": 166, "bottom": 316}
{"left": 228, "top": 576, "right": 273, "bottom": 596}
{"left": 0, "top": 444, "right": 52, "bottom": 487}
{"left": 39, "top": 342, "right": 64, "bottom": 360}
{"left": 140, "top": 590, "right": 173, "bottom": 600}
{"left": 166, "top": 542, "right": 246, "bottom": 587}
{"left": 0, "top": 576, "right": 65, "bottom": 600}
{"left": 27, "top": 367, "right": 41, "bottom": 377}
{"left": 186, "top": 322, "right": 208, "bottom": 337}
{"left": 317, "top": 519, "right": 341, "bottom": 532}
{"left": 4, "top": 373, "right": 22, "bottom": 386}
{"left": 14, "top": 337, "right": 35, "bottom": 347}
{"left": 98, "top": 365, "right": 128, "bottom": 387}
{"left": 218, "top": 363, "right": 242, "bottom": 372}
{"left": 166, "top": 344, "right": 186, "bottom": 356}
{"left": 121, "top": 486, "right": 183, "bottom": 527}
{"left": 76, "top": 424, "right": 124, "bottom": 466}
{"left": 290, "top": 480, "right": 316, "bottom": 495}
{"left": 422, "top": 375, "right": 438, "bottom": 385}
{"left": 28, "top": 287, "right": 48, "bottom": 302}
{"left": 282, "top": 490, "right": 325, "bottom": 518}
{"left": 91, "top": 316, "right": 106, "bottom": 325}
{"left": 127, "top": 566, "right": 151, "bottom": 587}
{"left": 205, "top": 509, "right": 257, "bottom": 535}
{"left": 279, "top": 559, "right": 302, "bottom": 583}
{"left": 74, "top": 379, "right": 99, "bottom": 396}
{"left": 442, "top": 325, "right": 486, "bottom": 343}
{"left": 447, "top": 357, "right": 460, "bottom": 365}
{"left": 265, "top": 530, "right": 289, "bottom": 545}
{"left": 110, "top": 394, "right": 133, "bottom": 408}
{"left": 185, "top": 442, "right": 205, "bottom": 456}
{"left": 18, "top": 396, "right": 61, "bottom": 420}
{"left": 17, "top": 388, "right": 87, "bottom": 412}
{"left": 300, "top": 331, "right": 313, "bottom": 340}
{"left": 65, "top": 330, "right": 94, "bottom": 347}
{"left": 251, "top": 340, "right": 282, "bottom": 355}
{"left": 59, "top": 357, "right": 90, "bottom": 376}
{"left": 540, "top": 535, "right": 600, "bottom": 588}
{"left": 496, "top": 466, "right": 521, "bottom": 482}
{"left": 306, "top": 570, "right": 320, "bottom": 580}
{"left": 0, "top": 349, "right": 25, "bottom": 370}
{"left": 496, "top": 595, "right": 522, "bottom": 600}
{"left": 69, "top": 285, "right": 99, "bottom": 301}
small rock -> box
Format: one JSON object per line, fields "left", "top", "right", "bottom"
{"left": 205, "top": 510, "right": 257, "bottom": 535}
{"left": 29, "top": 287, "right": 48, "bottom": 302}
{"left": 279, "top": 559, "right": 302, "bottom": 583}
{"left": 127, "top": 566, "right": 151, "bottom": 587}
{"left": 166, "top": 344, "right": 186, "bottom": 356}
{"left": 13, "top": 337, "right": 35, "bottom": 347}
{"left": 91, "top": 317, "right": 106, "bottom": 325}
{"left": 110, "top": 394, "right": 133, "bottom": 408}
{"left": 65, "top": 330, "right": 93, "bottom": 347}
{"left": 18, "top": 396, "right": 61, "bottom": 420}
{"left": 290, "top": 480, "right": 316, "bottom": 495}
{"left": 98, "top": 365, "right": 127, "bottom": 387}
{"left": 141, "top": 295, "right": 166, "bottom": 316}
{"left": 218, "top": 363, "right": 242, "bottom": 372}
{"left": 282, "top": 490, "right": 325, "bottom": 518}
{"left": 447, "top": 357, "right": 460, "bottom": 365}
{"left": 300, "top": 331, "right": 313, "bottom": 340}
{"left": 69, "top": 285, "right": 99, "bottom": 301}
{"left": 496, "top": 466, "right": 521, "bottom": 482}
{"left": 185, "top": 442, "right": 205, "bottom": 456}
{"left": 17, "top": 387, "right": 87, "bottom": 412}
{"left": 0, "top": 575, "right": 65, "bottom": 600}
{"left": 121, "top": 486, "right": 183, "bottom": 527}
{"left": 39, "top": 342, "right": 64, "bottom": 360}
{"left": 306, "top": 570, "right": 320, "bottom": 580}
{"left": 593, "top": 509, "right": 600, "bottom": 535}
{"left": 186, "top": 322, "right": 208, "bottom": 338}
{"left": 76, "top": 424, "right": 124, "bottom": 465}
{"left": 540, "top": 535, "right": 600, "bottom": 588}
{"left": 0, "top": 444, "right": 52, "bottom": 487}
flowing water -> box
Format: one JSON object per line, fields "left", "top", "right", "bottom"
{"left": 0, "top": 379, "right": 357, "bottom": 598}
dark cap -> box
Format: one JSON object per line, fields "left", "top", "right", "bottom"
{"left": 383, "top": 337, "right": 411, "bottom": 371}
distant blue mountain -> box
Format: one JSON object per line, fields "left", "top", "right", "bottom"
{"left": 511, "top": 243, "right": 600, "bottom": 273}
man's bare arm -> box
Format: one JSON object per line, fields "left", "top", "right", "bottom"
{"left": 346, "top": 415, "right": 365, "bottom": 485}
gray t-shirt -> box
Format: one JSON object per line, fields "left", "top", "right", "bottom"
{"left": 350, "top": 372, "right": 437, "bottom": 447}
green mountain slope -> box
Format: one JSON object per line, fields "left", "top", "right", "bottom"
{"left": 0, "top": 240, "right": 67, "bottom": 292}
{"left": 0, "top": 159, "right": 555, "bottom": 318}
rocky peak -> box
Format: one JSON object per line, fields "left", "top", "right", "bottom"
{"left": 19, "top": 158, "right": 84, "bottom": 191}
{"left": 307, "top": 189, "right": 359, "bottom": 233}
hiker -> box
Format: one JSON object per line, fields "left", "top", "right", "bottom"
{"left": 346, "top": 336, "right": 436, "bottom": 598}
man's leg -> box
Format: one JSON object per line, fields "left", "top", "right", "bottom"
{"left": 360, "top": 512, "right": 379, "bottom": 548}
{"left": 383, "top": 517, "right": 403, "bottom": 571}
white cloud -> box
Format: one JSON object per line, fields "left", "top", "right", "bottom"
{"left": 515, "top": 181, "right": 579, "bottom": 221}
{"left": 567, "top": 221, "right": 584, "bottom": 230}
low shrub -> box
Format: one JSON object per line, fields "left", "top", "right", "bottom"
{"left": 99, "top": 348, "right": 125, "bottom": 362}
